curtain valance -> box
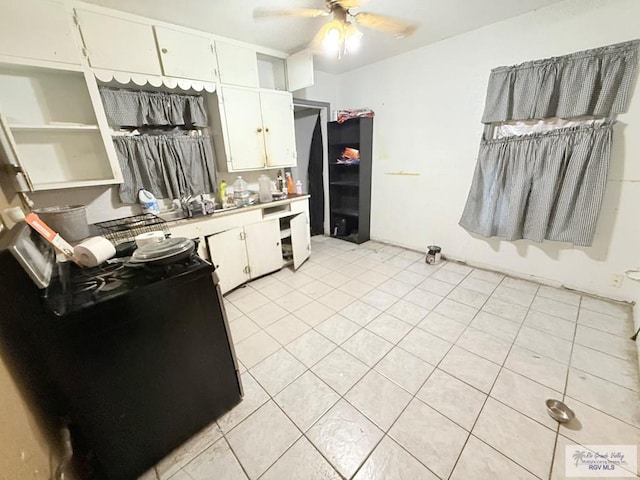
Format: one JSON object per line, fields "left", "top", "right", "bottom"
{"left": 481, "top": 40, "right": 639, "bottom": 123}
{"left": 113, "top": 135, "right": 217, "bottom": 203}
{"left": 459, "top": 122, "right": 613, "bottom": 246}
{"left": 100, "top": 87, "right": 208, "bottom": 128}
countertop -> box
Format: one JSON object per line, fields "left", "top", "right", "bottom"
{"left": 161, "top": 194, "right": 310, "bottom": 226}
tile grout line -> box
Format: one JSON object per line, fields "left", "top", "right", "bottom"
{"left": 346, "top": 263, "right": 483, "bottom": 479}
{"left": 216, "top": 244, "right": 427, "bottom": 479}
{"left": 262, "top": 247, "right": 440, "bottom": 479}
{"left": 165, "top": 243, "right": 637, "bottom": 480}
{"left": 252, "top": 257, "right": 452, "bottom": 479}
{"left": 547, "top": 294, "right": 582, "bottom": 480}
{"left": 445, "top": 278, "right": 546, "bottom": 480}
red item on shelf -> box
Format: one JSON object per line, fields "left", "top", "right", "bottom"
{"left": 336, "top": 108, "right": 375, "bottom": 124}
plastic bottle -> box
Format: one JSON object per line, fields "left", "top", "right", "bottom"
{"left": 286, "top": 172, "right": 295, "bottom": 195}
{"left": 138, "top": 189, "right": 160, "bottom": 215}
{"left": 258, "top": 174, "right": 272, "bottom": 203}
{"left": 219, "top": 180, "right": 227, "bottom": 207}
{"left": 233, "top": 176, "right": 249, "bottom": 207}
{"left": 295, "top": 180, "right": 303, "bottom": 195}
{"left": 276, "top": 170, "right": 285, "bottom": 193}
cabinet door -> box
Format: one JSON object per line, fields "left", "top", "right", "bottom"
{"left": 220, "top": 86, "right": 267, "bottom": 170}
{"left": 286, "top": 49, "right": 314, "bottom": 92}
{"left": 260, "top": 90, "right": 297, "bottom": 168}
{"left": 215, "top": 41, "right": 259, "bottom": 88}
{"left": 206, "top": 228, "right": 250, "bottom": 294}
{"left": 244, "top": 220, "right": 283, "bottom": 279}
{"left": 0, "top": 113, "right": 33, "bottom": 191}
{"left": 76, "top": 10, "right": 162, "bottom": 75}
{"left": 154, "top": 26, "right": 217, "bottom": 81}
{"left": 0, "top": 0, "right": 80, "bottom": 65}
{"left": 290, "top": 213, "right": 311, "bottom": 270}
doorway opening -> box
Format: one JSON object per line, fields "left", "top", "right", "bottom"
{"left": 292, "top": 98, "right": 331, "bottom": 236}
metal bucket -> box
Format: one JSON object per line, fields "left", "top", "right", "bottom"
{"left": 426, "top": 245, "right": 442, "bottom": 265}
{"left": 33, "top": 205, "right": 89, "bottom": 242}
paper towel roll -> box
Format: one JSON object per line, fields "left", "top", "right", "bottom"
{"left": 135, "top": 231, "right": 165, "bottom": 248}
{"left": 74, "top": 236, "right": 116, "bottom": 267}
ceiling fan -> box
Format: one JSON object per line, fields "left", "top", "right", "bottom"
{"left": 254, "top": 0, "right": 418, "bottom": 59}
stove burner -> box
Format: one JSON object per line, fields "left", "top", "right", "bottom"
{"left": 56, "top": 254, "right": 209, "bottom": 312}
{"left": 99, "top": 278, "right": 123, "bottom": 292}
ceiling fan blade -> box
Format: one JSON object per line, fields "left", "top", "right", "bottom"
{"left": 353, "top": 12, "right": 417, "bottom": 37}
{"left": 333, "top": 0, "right": 367, "bottom": 9}
{"left": 253, "top": 8, "right": 329, "bottom": 19}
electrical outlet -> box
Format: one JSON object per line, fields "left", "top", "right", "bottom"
{"left": 610, "top": 274, "right": 624, "bottom": 288}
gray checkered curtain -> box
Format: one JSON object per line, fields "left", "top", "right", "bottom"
{"left": 481, "top": 40, "right": 639, "bottom": 123}
{"left": 99, "top": 87, "right": 208, "bottom": 128}
{"left": 459, "top": 123, "right": 612, "bottom": 246}
{"left": 113, "top": 135, "right": 217, "bottom": 203}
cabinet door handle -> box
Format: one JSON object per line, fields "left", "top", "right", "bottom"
{"left": 257, "top": 127, "right": 263, "bottom": 133}
{"left": 265, "top": 127, "right": 270, "bottom": 133}
{"left": 161, "top": 48, "right": 168, "bottom": 54}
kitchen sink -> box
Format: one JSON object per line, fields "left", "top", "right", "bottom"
{"left": 158, "top": 209, "right": 188, "bottom": 222}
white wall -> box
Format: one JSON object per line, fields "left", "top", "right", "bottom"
{"left": 294, "top": 70, "right": 341, "bottom": 112}
{"left": 335, "top": 0, "right": 640, "bottom": 310}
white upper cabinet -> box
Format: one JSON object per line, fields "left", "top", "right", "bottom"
{"left": 260, "top": 90, "right": 297, "bottom": 168}
{"left": 0, "top": 0, "right": 80, "bottom": 65}
{"left": 218, "top": 86, "right": 266, "bottom": 171}
{"left": 215, "top": 41, "right": 259, "bottom": 88}
{"left": 154, "top": 26, "right": 217, "bottom": 82}
{"left": 75, "top": 9, "right": 162, "bottom": 75}
{"left": 213, "top": 86, "right": 296, "bottom": 172}
{"left": 286, "top": 49, "right": 314, "bottom": 92}
{"left": 0, "top": 63, "right": 122, "bottom": 191}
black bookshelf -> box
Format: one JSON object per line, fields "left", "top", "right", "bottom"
{"left": 327, "top": 117, "right": 373, "bottom": 244}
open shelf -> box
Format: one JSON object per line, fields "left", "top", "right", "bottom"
{"left": 0, "top": 63, "right": 120, "bottom": 191}
{"left": 280, "top": 228, "right": 291, "bottom": 239}
{"left": 331, "top": 207, "right": 359, "bottom": 217}
{"left": 328, "top": 117, "right": 373, "bottom": 245}
{"left": 9, "top": 123, "right": 100, "bottom": 132}
{"left": 330, "top": 181, "right": 359, "bottom": 187}
{"left": 332, "top": 232, "right": 361, "bottom": 244}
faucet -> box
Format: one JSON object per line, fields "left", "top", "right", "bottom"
{"left": 180, "top": 195, "right": 193, "bottom": 218}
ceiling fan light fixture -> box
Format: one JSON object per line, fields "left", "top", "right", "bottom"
{"left": 322, "top": 21, "right": 343, "bottom": 54}
{"left": 322, "top": 19, "right": 362, "bottom": 58}
{"left": 344, "top": 22, "right": 363, "bottom": 53}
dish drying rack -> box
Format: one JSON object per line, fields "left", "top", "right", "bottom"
{"left": 94, "top": 214, "right": 169, "bottom": 245}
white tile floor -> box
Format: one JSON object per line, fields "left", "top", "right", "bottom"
{"left": 146, "top": 236, "right": 640, "bottom": 480}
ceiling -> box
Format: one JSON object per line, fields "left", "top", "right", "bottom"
{"left": 84, "top": 0, "right": 566, "bottom": 74}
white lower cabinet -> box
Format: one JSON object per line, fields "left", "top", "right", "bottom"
{"left": 206, "top": 227, "right": 251, "bottom": 295}
{"left": 290, "top": 212, "right": 311, "bottom": 270}
{"left": 205, "top": 209, "right": 311, "bottom": 294}
{"left": 244, "top": 220, "right": 283, "bottom": 279}
{"left": 206, "top": 219, "right": 282, "bottom": 294}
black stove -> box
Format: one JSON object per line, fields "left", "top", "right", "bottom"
{"left": 48, "top": 255, "right": 211, "bottom": 315}
{"left": 0, "top": 224, "right": 241, "bottom": 480}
